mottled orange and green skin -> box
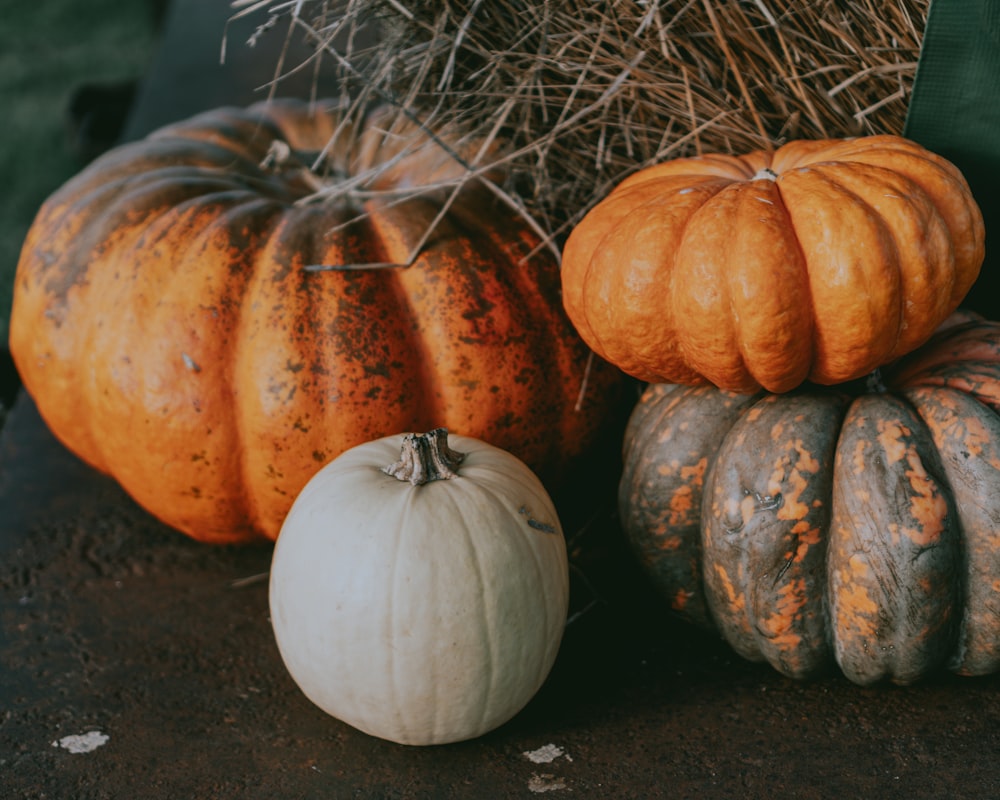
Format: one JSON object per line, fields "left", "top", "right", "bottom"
{"left": 619, "top": 313, "right": 1000, "bottom": 684}
{"left": 10, "top": 99, "right": 622, "bottom": 544}
{"left": 703, "top": 393, "right": 844, "bottom": 679}
{"left": 563, "top": 136, "right": 985, "bottom": 393}
{"left": 828, "top": 395, "right": 961, "bottom": 685}
{"left": 618, "top": 384, "right": 758, "bottom": 628}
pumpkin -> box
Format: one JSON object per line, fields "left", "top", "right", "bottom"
{"left": 618, "top": 312, "right": 1000, "bottom": 685}
{"left": 9, "top": 98, "right": 621, "bottom": 544}
{"left": 269, "top": 428, "right": 569, "bottom": 745}
{"left": 561, "top": 135, "right": 985, "bottom": 394}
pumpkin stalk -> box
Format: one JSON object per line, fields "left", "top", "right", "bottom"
{"left": 261, "top": 139, "right": 329, "bottom": 194}
{"left": 751, "top": 167, "right": 778, "bottom": 181}
{"left": 383, "top": 428, "right": 466, "bottom": 485}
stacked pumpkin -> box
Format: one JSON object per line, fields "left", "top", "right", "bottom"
{"left": 560, "top": 134, "right": 997, "bottom": 685}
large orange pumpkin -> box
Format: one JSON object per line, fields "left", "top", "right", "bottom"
{"left": 619, "top": 312, "right": 1000, "bottom": 685}
{"left": 562, "top": 135, "right": 985, "bottom": 393}
{"left": 10, "top": 99, "right": 622, "bottom": 544}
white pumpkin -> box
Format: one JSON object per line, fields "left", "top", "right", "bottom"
{"left": 268, "top": 428, "right": 570, "bottom": 746}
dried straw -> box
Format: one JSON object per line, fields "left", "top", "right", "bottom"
{"left": 233, "top": 0, "right": 928, "bottom": 256}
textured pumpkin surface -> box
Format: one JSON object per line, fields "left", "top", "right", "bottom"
{"left": 563, "top": 135, "right": 985, "bottom": 393}
{"left": 619, "top": 312, "right": 1000, "bottom": 685}
{"left": 270, "top": 430, "right": 569, "bottom": 746}
{"left": 9, "top": 99, "right": 622, "bottom": 544}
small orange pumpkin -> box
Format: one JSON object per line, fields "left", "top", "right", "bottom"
{"left": 10, "top": 99, "right": 622, "bottom": 544}
{"left": 619, "top": 312, "right": 1000, "bottom": 685}
{"left": 562, "top": 135, "right": 985, "bottom": 393}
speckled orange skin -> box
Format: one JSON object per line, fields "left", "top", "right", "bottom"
{"left": 563, "top": 136, "right": 985, "bottom": 393}
{"left": 619, "top": 313, "right": 1000, "bottom": 685}
{"left": 10, "top": 100, "right": 623, "bottom": 544}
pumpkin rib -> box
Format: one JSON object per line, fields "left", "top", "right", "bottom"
{"left": 173, "top": 196, "right": 288, "bottom": 542}
{"left": 25, "top": 187, "right": 275, "bottom": 485}
{"left": 888, "top": 319, "right": 1000, "bottom": 415}
{"left": 563, "top": 179, "right": 730, "bottom": 384}
{"left": 446, "top": 195, "right": 587, "bottom": 467}
{"left": 829, "top": 394, "right": 962, "bottom": 686}
{"left": 453, "top": 481, "right": 502, "bottom": 737}
{"left": 828, "top": 137, "right": 984, "bottom": 307}
{"left": 233, "top": 203, "right": 413, "bottom": 537}
{"left": 618, "top": 382, "right": 685, "bottom": 462}
{"left": 363, "top": 196, "right": 471, "bottom": 429}
{"left": 887, "top": 317, "right": 1000, "bottom": 387}
{"left": 385, "top": 484, "right": 409, "bottom": 740}
{"left": 100, "top": 195, "right": 285, "bottom": 543}
{"left": 776, "top": 165, "right": 904, "bottom": 384}
{"left": 446, "top": 449, "right": 568, "bottom": 735}
{"left": 618, "top": 384, "right": 759, "bottom": 628}
{"left": 169, "top": 196, "right": 290, "bottom": 542}
{"left": 897, "top": 362, "right": 1000, "bottom": 417}
{"left": 702, "top": 392, "right": 844, "bottom": 676}
{"left": 671, "top": 183, "right": 751, "bottom": 392}
{"left": 904, "top": 385, "right": 1000, "bottom": 676}
{"left": 767, "top": 137, "right": 855, "bottom": 171}
{"left": 446, "top": 443, "right": 548, "bottom": 737}
{"left": 150, "top": 109, "right": 287, "bottom": 160}
{"left": 25, "top": 177, "right": 256, "bottom": 318}
{"left": 725, "top": 179, "right": 815, "bottom": 393}
{"left": 771, "top": 135, "right": 915, "bottom": 168}
{"left": 827, "top": 147, "right": 986, "bottom": 306}
{"left": 795, "top": 161, "right": 958, "bottom": 361}
{"left": 375, "top": 194, "right": 576, "bottom": 469}
{"left": 615, "top": 153, "right": 758, "bottom": 189}
{"left": 673, "top": 177, "right": 815, "bottom": 393}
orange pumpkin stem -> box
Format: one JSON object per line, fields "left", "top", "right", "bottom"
{"left": 383, "top": 428, "right": 466, "bottom": 485}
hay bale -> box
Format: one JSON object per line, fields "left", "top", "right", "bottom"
{"left": 238, "top": 0, "right": 928, "bottom": 252}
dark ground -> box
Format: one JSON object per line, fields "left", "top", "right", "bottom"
{"left": 5, "top": 387, "right": 1000, "bottom": 799}
{"left": 3, "top": 1, "right": 1000, "bottom": 798}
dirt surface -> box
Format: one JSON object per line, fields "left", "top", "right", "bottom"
{"left": 3, "top": 1, "right": 1000, "bottom": 797}
{"left": 4, "top": 380, "right": 1000, "bottom": 800}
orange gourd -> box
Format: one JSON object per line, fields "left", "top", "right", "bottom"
{"left": 562, "top": 136, "right": 985, "bottom": 393}
{"left": 619, "top": 312, "right": 1000, "bottom": 685}
{"left": 9, "top": 99, "right": 622, "bottom": 544}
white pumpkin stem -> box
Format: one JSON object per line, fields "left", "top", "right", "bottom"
{"left": 751, "top": 167, "right": 779, "bottom": 182}
{"left": 383, "top": 428, "right": 466, "bottom": 485}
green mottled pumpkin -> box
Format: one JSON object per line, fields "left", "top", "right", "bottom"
{"left": 619, "top": 311, "right": 1000, "bottom": 685}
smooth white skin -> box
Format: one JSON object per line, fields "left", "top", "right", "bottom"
{"left": 268, "top": 433, "right": 570, "bottom": 746}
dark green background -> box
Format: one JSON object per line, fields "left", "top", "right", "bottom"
{"left": 904, "top": 0, "right": 1000, "bottom": 317}
{"left": 0, "top": 1, "right": 157, "bottom": 345}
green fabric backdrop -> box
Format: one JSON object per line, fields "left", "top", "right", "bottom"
{"left": 904, "top": 0, "right": 1000, "bottom": 316}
